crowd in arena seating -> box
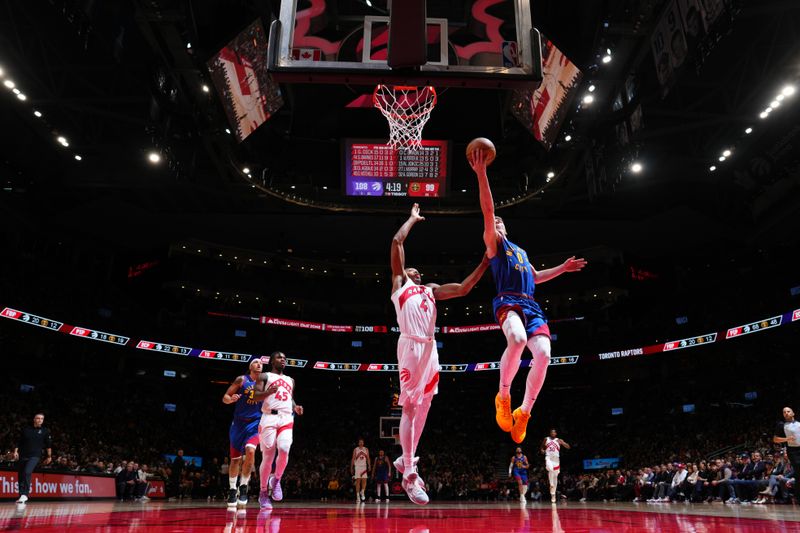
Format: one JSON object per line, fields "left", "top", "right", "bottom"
{"left": 2, "top": 361, "right": 797, "bottom": 507}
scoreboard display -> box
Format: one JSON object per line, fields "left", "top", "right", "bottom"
{"left": 343, "top": 139, "right": 449, "bottom": 198}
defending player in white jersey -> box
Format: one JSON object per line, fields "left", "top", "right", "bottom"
{"left": 540, "top": 429, "right": 570, "bottom": 503}
{"left": 351, "top": 439, "right": 371, "bottom": 502}
{"left": 253, "top": 352, "right": 304, "bottom": 508}
{"left": 390, "top": 203, "right": 489, "bottom": 505}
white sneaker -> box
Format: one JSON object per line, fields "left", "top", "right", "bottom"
{"left": 393, "top": 456, "right": 419, "bottom": 475}
{"left": 551, "top": 496, "right": 556, "bottom": 504}
{"left": 15, "top": 495, "right": 28, "bottom": 504}
{"left": 579, "top": 497, "right": 586, "bottom": 502}
{"left": 403, "top": 473, "right": 429, "bottom": 506}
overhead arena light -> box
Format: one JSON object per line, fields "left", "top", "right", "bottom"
{"left": 148, "top": 152, "right": 161, "bottom": 163}
{"left": 202, "top": 84, "right": 209, "bottom": 93}
{"left": 709, "top": 165, "right": 716, "bottom": 172}
{"left": 16, "top": 93, "right": 26, "bottom": 101}
{"left": 770, "top": 100, "right": 781, "bottom": 108}
{"left": 546, "top": 171, "right": 555, "bottom": 179}
{"left": 745, "top": 127, "right": 752, "bottom": 134}
{"left": 33, "top": 110, "right": 42, "bottom": 118}
{"left": 564, "top": 134, "right": 572, "bottom": 142}
{"left": 781, "top": 85, "right": 796, "bottom": 97}
{"left": 57, "top": 136, "right": 69, "bottom": 147}
{"left": 582, "top": 94, "right": 594, "bottom": 105}
{"left": 588, "top": 84, "right": 596, "bottom": 92}
{"left": 74, "top": 155, "right": 82, "bottom": 161}
{"left": 630, "top": 162, "right": 643, "bottom": 173}
{"left": 3, "top": 79, "right": 14, "bottom": 89}
{"left": 722, "top": 149, "right": 731, "bottom": 157}
{"left": 242, "top": 167, "right": 250, "bottom": 174}
{"left": 718, "top": 156, "right": 726, "bottom": 162}
{"left": 759, "top": 111, "right": 768, "bottom": 119}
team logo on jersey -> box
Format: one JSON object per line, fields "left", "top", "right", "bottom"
{"left": 400, "top": 368, "right": 411, "bottom": 383}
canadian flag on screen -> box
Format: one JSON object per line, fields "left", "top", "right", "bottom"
{"left": 292, "top": 48, "right": 322, "bottom": 61}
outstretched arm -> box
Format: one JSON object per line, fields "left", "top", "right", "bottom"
{"left": 559, "top": 439, "right": 571, "bottom": 450}
{"left": 469, "top": 150, "right": 499, "bottom": 258}
{"left": 391, "top": 204, "right": 425, "bottom": 293}
{"left": 534, "top": 256, "right": 588, "bottom": 284}
{"left": 430, "top": 255, "right": 490, "bottom": 301}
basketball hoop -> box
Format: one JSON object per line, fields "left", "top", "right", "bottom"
{"left": 373, "top": 85, "right": 437, "bottom": 150}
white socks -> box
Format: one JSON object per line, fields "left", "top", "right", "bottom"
{"left": 229, "top": 476, "right": 238, "bottom": 489}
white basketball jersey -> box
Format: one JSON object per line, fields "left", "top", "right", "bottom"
{"left": 261, "top": 372, "right": 294, "bottom": 415}
{"left": 545, "top": 437, "right": 561, "bottom": 458}
{"left": 353, "top": 447, "right": 368, "bottom": 467}
{"left": 391, "top": 277, "right": 437, "bottom": 338}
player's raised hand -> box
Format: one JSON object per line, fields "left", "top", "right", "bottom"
{"left": 410, "top": 203, "right": 425, "bottom": 222}
{"left": 294, "top": 405, "right": 304, "bottom": 416}
{"left": 468, "top": 148, "right": 487, "bottom": 174}
{"left": 563, "top": 256, "right": 587, "bottom": 272}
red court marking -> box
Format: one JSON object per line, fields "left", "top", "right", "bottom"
{"left": 0, "top": 502, "right": 796, "bottom": 532}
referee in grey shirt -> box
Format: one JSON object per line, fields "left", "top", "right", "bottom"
{"left": 773, "top": 406, "right": 800, "bottom": 500}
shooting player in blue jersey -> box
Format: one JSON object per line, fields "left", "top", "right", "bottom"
{"left": 470, "top": 149, "right": 587, "bottom": 443}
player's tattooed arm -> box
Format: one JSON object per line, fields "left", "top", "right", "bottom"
{"left": 430, "top": 255, "right": 490, "bottom": 300}
{"left": 222, "top": 376, "right": 244, "bottom": 404}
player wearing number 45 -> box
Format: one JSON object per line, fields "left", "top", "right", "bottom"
{"left": 390, "top": 203, "right": 490, "bottom": 505}
{"left": 254, "top": 352, "right": 304, "bottom": 509}
{"left": 468, "top": 149, "right": 587, "bottom": 443}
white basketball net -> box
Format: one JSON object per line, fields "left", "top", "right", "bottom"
{"left": 373, "top": 85, "right": 437, "bottom": 150}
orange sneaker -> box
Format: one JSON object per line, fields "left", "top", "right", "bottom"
{"left": 511, "top": 408, "right": 531, "bottom": 443}
{"left": 495, "top": 394, "right": 513, "bottom": 432}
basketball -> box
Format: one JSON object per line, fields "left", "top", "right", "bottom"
{"left": 466, "top": 137, "right": 496, "bottom": 166}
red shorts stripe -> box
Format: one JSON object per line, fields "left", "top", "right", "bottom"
{"left": 230, "top": 445, "right": 242, "bottom": 459}
{"left": 246, "top": 434, "right": 260, "bottom": 448}
{"left": 276, "top": 423, "right": 294, "bottom": 437}
{"left": 423, "top": 372, "right": 440, "bottom": 394}
{"left": 532, "top": 323, "right": 551, "bottom": 338}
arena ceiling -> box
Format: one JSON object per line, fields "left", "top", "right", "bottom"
{"left": 1, "top": 0, "right": 799, "bottom": 258}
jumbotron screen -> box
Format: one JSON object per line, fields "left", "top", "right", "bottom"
{"left": 343, "top": 139, "right": 450, "bottom": 198}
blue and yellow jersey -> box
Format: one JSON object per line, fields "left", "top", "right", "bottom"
{"left": 233, "top": 374, "right": 262, "bottom": 420}
{"left": 490, "top": 238, "right": 536, "bottom": 297}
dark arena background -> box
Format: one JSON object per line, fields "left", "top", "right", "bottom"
{"left": 1, "top": 0, "right": 800, "bottom": 531}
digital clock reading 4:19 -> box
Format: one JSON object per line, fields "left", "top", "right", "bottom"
{"left": 343, "top": 139, "right": 450, "bottom": 198}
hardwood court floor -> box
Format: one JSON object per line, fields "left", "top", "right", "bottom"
{"left": 1, "top": 500, "right": 799, "bottom": 532}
